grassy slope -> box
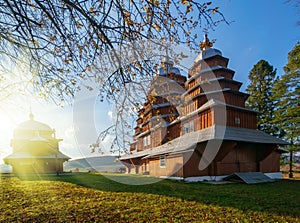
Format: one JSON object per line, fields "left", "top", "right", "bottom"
{"left": 0, "top": 173, "right": 299, "bottom": 222}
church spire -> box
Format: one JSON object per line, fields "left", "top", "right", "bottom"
{"left": 162, "top": 46, "right": 174, "bottom": 71}
{"left": 200, "top": 33, "right": 214, "bottom": 51}
{"left": 29, "top": 107, "right": 34, "bottom": 120}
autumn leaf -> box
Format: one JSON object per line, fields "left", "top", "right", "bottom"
{"left": 212, "top": 7, "right": 219, "bottom": 14}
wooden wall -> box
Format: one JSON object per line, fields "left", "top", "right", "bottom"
{"left": 213, "top": 107, "right": 257, "bottom": 129}
{"left": 182, "top": 91, "right": 247, "bottom": 115}
{"left": 226, "top": 108, "right": 257, "bottom": 129}
{"left": 182, "top": 150, "right": 209, "bottom": 177}
{"left": 129, "top": 142, "right": 281, "bottom": 177}
{"left": 151, "top": 128, "right": 163, "bottom": 148}
{"left": 164, "top": 73, "right": 187, "bottom": 83}
{"left": 188, "top": 55, "right": 229, "bottom": 77}
{"left": 165, "top": 122, "right": 181, "bottom": 143}
{"left": 186, "top": 80, "right": 241, "bottom": 98}
{"left": 217, "top": 143, "right": 280, "bottom": 175}
{"left": 217, "top": 146, "right": 257, "bottom": 175}
{"left": 122, "top": 158, "right": 145, "bottom": 174}
{"left": 148, "top": 155, "right": 183, "bottom": 177}
{"left": 10, "top": 159, "right": 64, "bottom": 174}
{"left": 259, "top": 150, "right": 280, "bottom": 172}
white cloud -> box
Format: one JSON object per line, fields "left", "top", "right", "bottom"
{"left": 108, "top": 110, "right": 114, "bottom": 120}
{"left": 64, "top": 125, "right": 76, "bottom": 140}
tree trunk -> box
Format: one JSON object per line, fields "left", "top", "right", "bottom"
{"left": 289, "top": 150, "right": 293, "bottom": 178}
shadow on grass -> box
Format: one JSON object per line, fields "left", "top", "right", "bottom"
{"left": 15, "top": 172, "right": 300, "bottom": 218}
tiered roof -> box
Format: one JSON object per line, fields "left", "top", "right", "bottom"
{"left": 124, "top": 35, "right": 288, "bottom": 159}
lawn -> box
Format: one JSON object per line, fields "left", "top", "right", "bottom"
{"left": 0, "top": 173, "right": 299, "bottom": 222}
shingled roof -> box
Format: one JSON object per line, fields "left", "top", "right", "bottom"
{"left": 120, "top": 125, "right": 288, "bottom": 160}
{"left": 4, "top": 151, "right": 70, "bottom": 160}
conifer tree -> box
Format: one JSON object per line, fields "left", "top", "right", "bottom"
{"left": 246, "top": 60, "right": 277, "bottom": 135}
{"left": 272, "top": 43, "right": 300, "bottom": 177}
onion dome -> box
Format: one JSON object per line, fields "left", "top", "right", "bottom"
{"left": 16, "top": 113, "right": 52, "bottom": 131}
{"left": 13, "top": 113, "right": 55, "bottom": 140}
{"left": 194, "top": 34, "right": 222, "bottom": 62}
{"left": 157, "top": 56, "right": 181, "bottom": 76}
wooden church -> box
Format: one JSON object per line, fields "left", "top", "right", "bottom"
{"left": 4, "top": 113, "right": 70, "bottom": 174}
{"left": 120, "top": 35, "right": 288, "bottom": 181}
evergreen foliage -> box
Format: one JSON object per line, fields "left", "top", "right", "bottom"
{"left": 272, "top": 43, "right": 300, "bottom": 151}
{"left": 246, "top": 60, "right": 277, "bottom": 135}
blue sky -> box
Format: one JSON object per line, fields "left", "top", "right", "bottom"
{"left": 210, "top": 0, "right": 299, "bottom": 89}
{"left": 0, "top": 0, "right": 299, "bottom": 162}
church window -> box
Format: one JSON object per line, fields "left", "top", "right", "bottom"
{"left": 235, "top": 117, "right": 241, "bottom": 125}
{"left": 160, "top": 155, "right": 166, "bottom": 168}
{"left": 190, "top": 121, "right": 194, "bottom": 131}
{"left": 143, "top": 135, "right": 151, "bottom": 146}
{"left": 183, "top": 121, "right": 194, "bottom": 134}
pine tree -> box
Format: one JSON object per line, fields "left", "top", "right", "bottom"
{"left": 246, "top": 60, "right": 277, "bottom": 135}
{"left": 272, "top": 43, "right": 300, "bottom": 177}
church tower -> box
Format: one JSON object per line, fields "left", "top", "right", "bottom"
{"left": 131, "top": 56, "right": 186, "bottom": 153}
{"left": 120, "top": 35, "right": 288, "bottom": 180}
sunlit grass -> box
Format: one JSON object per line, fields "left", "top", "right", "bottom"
{"left": 0, "top": 173, "right": 299, "bottom": 222}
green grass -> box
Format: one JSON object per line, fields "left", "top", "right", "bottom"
{"left": 1, "top": 173, "right": 299, "bottom": 222}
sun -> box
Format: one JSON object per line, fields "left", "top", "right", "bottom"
{"left": 0, "top": 95, "right": 41, "bottom": 160}
{"left": 0, "top": 111, "right": 17, "bottom": 162}
{"left": 0, "top": 56, "right": 59, "bottom": 161}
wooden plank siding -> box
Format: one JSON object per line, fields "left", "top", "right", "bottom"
{"left": 182, "top": 91, "right": 247, "bottom": 116}
{"left": 130, "top": 142, "right": 136, "bottom": 152}
{"left": 143, "top": 97, "right": 169, "bottom": 115}
{"left": 259, "top": 151, "right": 280, "bottom": 172}
{"left": 226, "top": 108, "right": 257, "bottom": 129}
{"left": 186, "top": 80, "right": 242, "bottom": 98}
{"left": 151, "top": 106, "right": 178, "bottom": 117}
{"left": 200, "top": 110, "right": 212, "bottom": 129}
{"left": 216, "top": 146, "right": 257, "bottom": 175}
{"left": 165, "top": 122, "right": 181, "bottom": 143}
{"left": 136, "top": 138, "right": 144, "bottom": 152}
{"left": 186, "top": 73, "right": 238, "bottom": 93}
{"left": 182, "top": 144, "right": 209, "bottom": 177}
{"left": 188, "top": 55, "right": 229, "bottom": 78}
{"left": 215, "top": 143, "right": 279, "bottom": 175}
{"left": 181, "top": 100, "right": 199, "bottom": 116}
{"left": 141, "top": 123, "right": 150, "bottom": 132}
{"left": 180, "top": 109, "right": 212, "bottom": 132}
{"left": 164, "top": 73, "right": 187, "bottom": 84}
{"left": 223, "top": 91, "right": 248, "bottom": 107}
{"left": 151, "top": 129, "right": 163, "bottom": 148}
{"left": 148, "top": 155, "right": 184, "bottom": 177}
{"left": 197, "top": 91, "right": 247, "bottom": 108}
